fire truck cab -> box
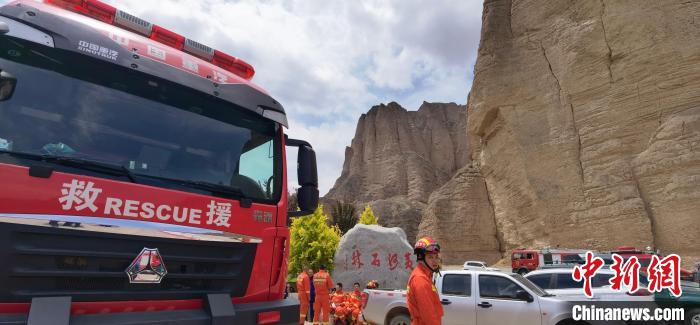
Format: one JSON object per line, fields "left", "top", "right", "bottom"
{"left": 0, "top": 0, "right": 317, "bottom": 324}
{"left": 512, "top": 248, "right": 587, "bottom": 275}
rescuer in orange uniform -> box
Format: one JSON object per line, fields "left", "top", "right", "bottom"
{"left": 296, "top": 266, "right": 313, "bottom": 324}
{"left": 347, "top": 282, "right": 363, "bottom": 324}
{"left": 330, "top": 283, "right": 347, "bottom": 323}
{"left": 312, "top": 265, "right": 334, "bottom": 324}
{"left": 406, "top": 237, "right": 443, "bottom": 325}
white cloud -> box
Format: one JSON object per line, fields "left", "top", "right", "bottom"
{"left": 285, "top": 118, "right": 356, "bottom": 196}
{"left": 13, "top": 0, "right": 483, "bottom": 195}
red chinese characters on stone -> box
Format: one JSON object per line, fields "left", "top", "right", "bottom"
{"left": 609, "top": 255, "right": 640, "bottom": 293}
{"left": 348, "top": 250, "right": 418, "bottom": 271}
{"left": 387, "top": 253, "right": 399, "bottom": 270}
{"left": 404, "top": 252, "right": 413, "bottom": 269}
{"left": 572, "top": 251, "right": 605, "bottom": 298}
{"left": 371, "top": 252, "right": 380, "bottom": 267}
{"left": 352, "top": 249, "right": 364, "bottom": 269}
{"left": 647, "top": 254, "right": 682, "bottom": 297}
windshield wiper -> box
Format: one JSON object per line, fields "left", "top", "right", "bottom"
{"left": 127, "top": 173, "right": 251, "bottom": 203}
{"left": 178, "top": 180, "right": 247, "bottom": 198}
{"left": 0, "top": 150, "right": 137, "bottom": 183}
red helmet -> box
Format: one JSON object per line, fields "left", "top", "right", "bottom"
{"left": 414, "top": 237, "right": 440, "bottom": 257}
{"left": 366, "top": 280, "right": 378, "bottom": 289}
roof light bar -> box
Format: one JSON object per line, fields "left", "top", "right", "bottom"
{"left": 213, "top": 50, "right": 255, "bottom": 81}
{"left": 47, "top": 0, "right": 115, "bottom": 24}
{"left": 45, "top": 0, "right": 83, "bottom": 12}
{"left": 150, "top": 25, "right": 185, "bottom": 50}
{"left": 83, "top": 0, "right": 115, "bottom": 24}
{"left": 44, "top": 0, "right": 256, "bottom": 80}
{"left": 114, "top": 9, "right": 152, "bottom": 36}
{"left": 183, "top": 38, "right": 214, "bottom": 61}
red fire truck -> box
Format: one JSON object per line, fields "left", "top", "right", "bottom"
{"left": 511, "top": 248, "right": 588, "bottom": 274}
{"left": 610, "top": 246, "right": 694, "bottom": 280}
{"left": 0, "top": 0, "right": 318, "bottom": 324}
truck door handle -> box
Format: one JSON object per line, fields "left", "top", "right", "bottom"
{"left": 440, "top": 299, "right": 452, "bottom": 305}
{"left": 477, "top": 302, "right": 492, "bottom": 308}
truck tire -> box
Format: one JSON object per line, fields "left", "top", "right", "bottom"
{"left": 556, "top": 320, "right": 590, "bottom": 325}
{"left": 517, "top": 268, "right": 529, "bottom": 275}
{"left": 686, "top": 308, "right": 700, "bottom": 325}
{"left": 387, "top": 313, "right": 411, "bottom": 325}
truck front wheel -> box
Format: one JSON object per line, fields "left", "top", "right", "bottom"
{"left": 517, "top": 268, "right": 529, "bottom": 275}
{"left": 387, "top": 313, "right": 411, "bottom": 325}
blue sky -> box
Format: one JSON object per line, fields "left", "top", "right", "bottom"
{"left": 8, "top": 0, "right": 484, "bottom": 195}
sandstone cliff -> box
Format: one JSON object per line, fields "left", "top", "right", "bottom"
{"left": 418, "top": 164, "right": 502, "bottom": 264}
{"left": 327, "top": 0, "right": 700, "bottom": 267}
{"left": 466, "top": 0, "right": 700, "bottom": 266}
{"left": 324, "top": 102, "right": 469, "bottom": 242}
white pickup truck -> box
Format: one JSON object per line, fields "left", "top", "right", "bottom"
{"left": 362, "top": 269, "right": 618, "bottom": 325}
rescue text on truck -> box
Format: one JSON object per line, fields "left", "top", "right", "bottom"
{"left": 0, "top": 0, "right": 318, "bottom": 324}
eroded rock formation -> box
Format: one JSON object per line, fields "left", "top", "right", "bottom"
{"left": 327, "top": 0, "right": 700, "bottom": 267}
{"left": 418, "top": 165, "right": 502, "bottom": 265}
{"left": 324, "top": 102, "right": 469, "bottom": 242}
{"left": 467, "top": 0, "right": 700, "bottom": 266}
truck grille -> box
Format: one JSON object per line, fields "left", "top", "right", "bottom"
{"left": 0, "top": 221, "right": 257, "bottom": 302}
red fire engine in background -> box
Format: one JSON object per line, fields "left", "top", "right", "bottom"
{"left": 511, "top": 248, "right": 588, "bottom": 274}
{"left": 513, "top": 246, "right": 693, "bottom": 279}
{"left": 0, "top": 0, "right": 318, "bottom": 324}
{"left": 611, "top": 246, "right": 693, "bottom": 280}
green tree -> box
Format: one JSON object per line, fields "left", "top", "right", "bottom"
{"left": 330, "top": 201, "right": 358, "bottom": 234}
{"left": 288, "top": 205, "right": 342, "bottom": 281}
{"left": 358, "top": 204, "right": 378, "bottom": 225}
{"left": 287, "top": 189, "right": 298, "bottom": 211}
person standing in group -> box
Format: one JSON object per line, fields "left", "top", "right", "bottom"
{"left": 312, "top": 265, "right": 334, "bottom": 324}
{"left": 309, "top": 268, "right": 315, "bottom": 322}
{"left": 406, "top": 237, "right": 443, "bottom": 325}
{"left": 296, "top": 266, "right": 312, "bottom": 325}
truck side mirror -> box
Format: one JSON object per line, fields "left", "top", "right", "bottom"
{"left": 297, "top": 145, "right": 318, "bottom": 188}
{"left": 286, "top": 137, "right": 319, "bottom": 217}
{"left": 515, "top": 289, "right": 533, "bottom": 302}
{"left": 296, "top": 183, "right": 319, "bottom": 213}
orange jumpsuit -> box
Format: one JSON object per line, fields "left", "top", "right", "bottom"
{"left": 312, "top": 270, "right": 334, "bottom": 324}
{"left": 406, "top": 263, "right": 443, "bottom": 325}
{"left": 347, "top": 290, "right": 362, "bottom": 323}
{"left": 330, "top": 290, "right": 347, "bottom": 321}
{"left": 296, "top": 272, "right": 311, "bottom": 324}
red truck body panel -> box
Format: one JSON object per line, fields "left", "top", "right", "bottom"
{"left": 0, "top": 0, "right": 300, "bottom": 322}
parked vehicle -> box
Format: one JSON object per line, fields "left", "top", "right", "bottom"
{"left": 512, "top": 248, "right": 588, "bottom": 274}
{"left": 0, "top": 0, "right": 318, "bottom": 323}
{"left": 609, "top": 246, "right": 694, "bottom": 281}
{"left": 525, "top": 268, "right": 654, "bottom": 301}
{"left": 362, "top": 269, "right": 619, "bottom": 325}
{"left": 463, "top": 260, "right": 500, "bottom": 272}
{"left": 654, "top": 281, "right": 700, "bottom": 325}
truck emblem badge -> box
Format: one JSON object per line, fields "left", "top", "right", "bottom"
{"left": 125, "top": 248, "right": 168, "bottom": 284}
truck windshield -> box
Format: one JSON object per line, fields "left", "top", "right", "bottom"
{"left": 0, "top": 52, "right": 280, "bottom": 203}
